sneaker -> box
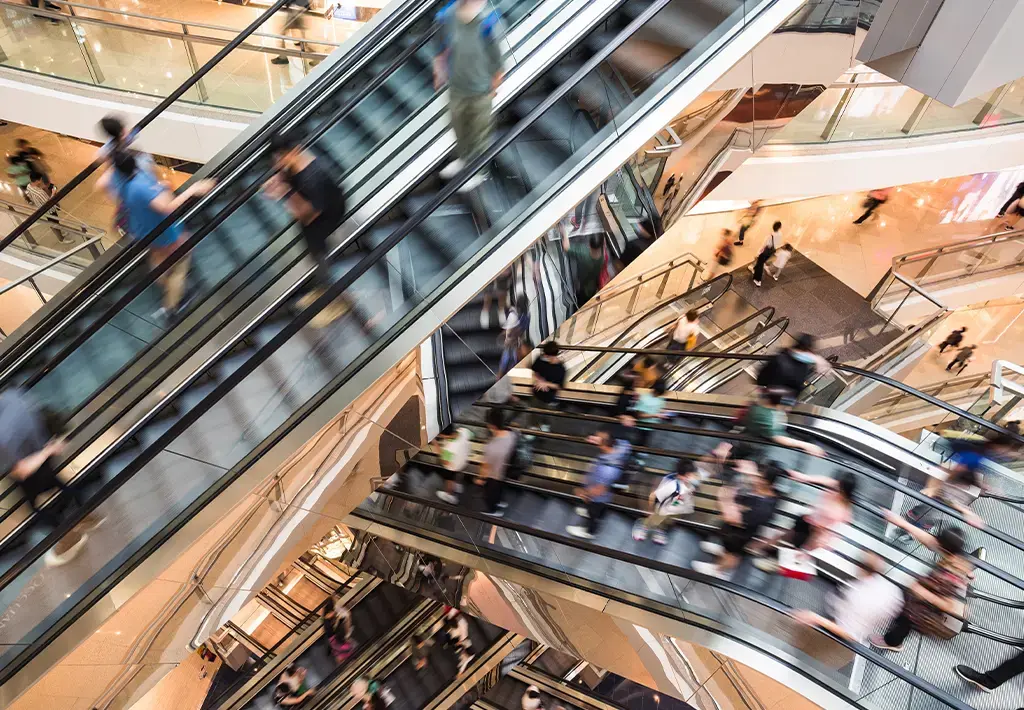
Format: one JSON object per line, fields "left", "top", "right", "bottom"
{"left": 439, "top": 159, "right": 465, "bottom": 180}
{"left": 754, "top": 557, "right": 779, "bottom": 574}
{"left": 458, "top": 172, "right": 487, "bottom": 193}
{"left": 770, "top": 269, "right": 779, "bottom": 281}
{"left": 954, "top": 665, "right": 996, "bottom": 693}
{"left": 497, "top": 501, "right": 509, "bottom": 509}
{"left": 566, "top": 525, "right": 594, "bottom": 539}
{"left": 753, "top": 280, "right": 762, "bottom": 287}
{"left": 497, "top": 310, "right": 506, "bottom": 328}
{"left": 540, "top": 424, "right": 551, "bottom": 433}
{"left": 483, "top": 509, "right": 505, "bottom": 518}
{"left": 733, "top": 240, "right": 744, "bottom": 246}
{"left": 700, "top": 541, "right": 724, "bottom": 556}
{"left": 575, "top": 506, "right": 589, "bottom": 518}
{"left": 271, "top": 55, "right": 289, "bottom": 65}
{"left": 692, "top": 560, "right": 728, "bottom": 579}
{"left": 652, "top": 529, "right": 668, "bottom": 546}
{"left": 868, "top": 635, "right": 903, "bottom": 652}
{"left": 480, "top": 309, "right": 489, "bottom": 330}
{"left": 44, "top": 534, "right": 89, "bottom": 567}
{"left": 632, "top": 520, "right": 648, "bottom": 542}
{"left": 436, "top": 491, "right": 459, "bottom": 505}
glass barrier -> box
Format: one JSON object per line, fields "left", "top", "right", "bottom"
{"left": 887, "top": 229, "right": 1024, "bottom": 292}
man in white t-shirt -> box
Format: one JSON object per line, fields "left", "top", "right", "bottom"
{"left": 792, "top": 552, "right": 903, "bottom": 644}
{"left": 668, "top": 308, "right": 700, "bottom": 352}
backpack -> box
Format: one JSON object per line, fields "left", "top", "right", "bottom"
{"left": 654, "top": 475, "right": 694, "bottom": 515}
{"left": 506, "top": 432, "right": 532, "bottom": 480}
{"left": 756, "top": 351, "right": 812, "bottom": 395}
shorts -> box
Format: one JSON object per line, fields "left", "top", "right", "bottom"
{"left": 721, "top": 524, "right": 754, "bottom": 555}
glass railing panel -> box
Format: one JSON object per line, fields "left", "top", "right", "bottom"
{"left": 0, "top": 4, "right": 95, "bottom": 83}
{"left": 829, "top": 84, "right": 923, "bottom": 141}
{"left": 913, "top": 93, "right": 990, "bottom": 136}
{"left": 989, "top": 76, "right": 1024, "bottom": 125}
{"left": 188, "top": 41, "right": 316, "bottom": 113}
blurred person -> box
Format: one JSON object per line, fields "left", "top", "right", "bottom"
{"left": 740, "top": 390, "right": 825, "bottom": 458}
{"left": 632, "top": 377, "right": 670, "bottom": 454}
{"left": 522, "top": 685, "right": 544, "bottom": 710}
{"left": 102, "top": 152, "right": 214, "bottom": 321}
{"left": 668, "top": 309, "right": 700, "bottom": 353}
{"left": 693, "top": 457, "right": 782, "bottom": 580}
{"left": 29, "top": 0, "right": 63, "bottom": 22}
{"left": 274, "top": 664, "right": 316, "bottom": 707}
{"left": 997, "top": 181, "right": 1024, "bottom": 217}
{"left": 272, "top": 0, "right": 311, "bottom": 66}
{"left": 751, "top": 220, "right": 781, "bottom": 287}
{"left": 956, "top": 649, "right": 1024, "bottom": 694}
{"left": 323, "top": 593, "right": 353, "bottom": 651}
{"left": 792, "top": 552, "right": 903, "bottom": 644}
{"left": 1000, "top": 196, "right": 1024, "bottom": 230}
{"left": 768, "top": 243, "right": 794, "bottom": 281}
{"left": 481, "top": 268, "right": 511, "bottom": 329}
{"left": 97, "top": 115, "right": 160, "bottom": 238}
{"left": 632, "top": 458, "right": 702, "bottom": 544}
{"left": 350, "top": 677, "right": 389, "bottom": 710}
{"left": 562, "top": 231, "right": 606, "bottom": 306}
{"left": 756, "top": 332, "right": 830, "bottom": 399}
{"left": 25, "top": 171, "right": 68, "bottom": 243}
{"left": 661, "top": 174, "right": 676, "bottom": 197}
{"left": 7, "top": 155, "right": 31, "bottom": 199}
{"left": 530, "top": 340, "right": 566, "bottom": 430}
{"left": 410, "top": 632, "right": 434, "bottom": 671}
{"left": 434, "top": 0, "right": 505, "bottom": 193}
{"left": 870, "top": 511, "right": 973, "bottom": 651}
{"left": 434, "top": 425, "right": 471, "bottom": 505}
{"left": 734, "top": 199, "right": 763, "bottom": 246}
{"left": 264, "top": 133, "right": 345, "bottom": 297}
{"left": 704, "top": 229, "right": 734, "bottom": 280}
{"left": 630, "top": 355, "right": 661, "bottom": 389}
{"left": 14, "top": 137, "right": 47, "bottom": 177}
{"left": 498, "top": 295, "right": 530, "bottom": 377}
{"left": 853, "top": 187, "right": 891, "bottom": 224}
{"left": 938, "top": 327, "right": 967, "bottom": 354}
{"left": 946, "top": 343, "right": 976, "bottom": 373}
{"left": 479, "top": 406, "right": 516, "bottom": 516}
{"left": 566, "top": 429, "right": 630, "bottom": 539}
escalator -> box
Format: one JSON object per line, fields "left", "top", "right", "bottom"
{"left": 349, "top": 385, "right": 1024, "bottom": 710}
{"left": 0, "top": 0, "right": 798, "bottom": 690}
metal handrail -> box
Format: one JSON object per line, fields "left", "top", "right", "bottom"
{"left": 892, "top": 228, "right": 1024, "bottom": 265}
{"left": 0, "top": 237, "right": 106, "bottom": 301}
{"left": 0, "top": 196, "right": 105, "bottom": 238}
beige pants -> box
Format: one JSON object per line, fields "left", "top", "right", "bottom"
{"left": 149, "top": 237, "right": 191, "bottom": 311}
{"left": 450, "top": 91, "right": 494, "bottom": 163}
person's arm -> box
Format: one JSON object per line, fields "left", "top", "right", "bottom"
{"left": 485, "top": 14, "right": 506, "bottom": 92}
{"left": 883, "top": 508, "right": 939, "bottom": 550}
{"left": 771, "top": 433, "right": 825, "bottom": 458}
{"left": 787, "top": 470, "right": 837, "bottom": 489}
{"left": 647, "top": 488, "right": 659, "bottom": 514}
{"left": 148, "top": 179, "right": 215, "bottom": 216}
{"left": 718, "top": 483, "right": 741, "bottom": 524}
{"left": 10, "top": 439, "right": 65, "bottom": 482}
{"left": 561, "top": 224, "right": 571, "bottom": 253}
{"left": 908, "top": 581, "right": 961, "bottom": 615}
{"left": 791, "top": 610, "right": 856, "bottom": 643}
{"left": 433, "top": 7, "right": 450, "bottom": 89}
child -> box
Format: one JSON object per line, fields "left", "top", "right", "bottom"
{"left": 632, "top": 459, "right": 701, "bottom": 544}
{"left": 769, "top": 243, "right": 793, "bottom": 281}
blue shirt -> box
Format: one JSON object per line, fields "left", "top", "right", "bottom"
{"left": 119, "top": 170, "right": 182, "bottom": 247}
{"left": 585, "top": 440, "right": 630, "bottom": 503}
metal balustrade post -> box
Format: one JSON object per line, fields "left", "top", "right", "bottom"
{"left": 181, "top": 25, "right": 210, "bottom": 103}
{"left": 66, "top": 5, "right": 105, "bottom": 86}
{"left": 901, "top": 95, "right": 933, "bottom": 135}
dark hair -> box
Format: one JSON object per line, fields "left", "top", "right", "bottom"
{"left": 949, "top": 465, "right": 981, "bottom": 489}
{"left": 731, "top": 443, "right": 756, "bottom": 462}
{"left": 542, "top": 340, "right": 560, "bottom": 357}
{"left": 588, "top": 234, "right": 603, "bottom": 250}
{"left": 593, "top": 429, "right": 612, "bottom": 446}
{"left": 269, "top": 132, "right": 299, "bottom": 155}
{"left": 7, "top": 155, "right": 24, "bottom": 166}
{"left": 782, "top": 243, "right": 793, "bottom": 251}
{"left": 937, "top": 526, "right": 965, "bottom": 556}
{"left": 113, "top": 151, "right": 138, "bottom": 177}
{"left": 686, "top": 309, "right": 699, "bottom": 322}
{"left": 675, "top": 459, "right": 698, "bottom": 477}
{"left": 28, "top": 171, "right": 44, "bottom": 183}
{"left": 772, "top": 220, "right": 782, "bottom": 231}
{"left": 762, "top": 390, "right": 785, "bottom": 407}
{"left": 638, "top": 355, "right": 654, "bottom": 368}
{"left": 761, "top": 463, "right": 783, "bottom": 488}
{"left": 100, "top": 115, "right": 125, "bottom": 141}
{"left": 652, "top": 378, "right": 667, "bottom": 396}
{"left": 15, "top": 138, "right": 29, "bottom": 149}
{"left": 485, "top": 406, "right": 506, "bottom": 430}
{"left": 526, "top": 689, "right": 541, "bottom": 699}
{"left": 284, "top": 663, "right": 298, "bottom": 674}
{"left": 793, "top": 332, "right": 816, "bottom": 352}
{"left": 516, "top": 295, "right": 528, "bottom": 314}
{"left": 412, "top": 632, "right": 425, "bottom": 644}
{"left": 837, "top": 472, "right": 857, "bottom": 503}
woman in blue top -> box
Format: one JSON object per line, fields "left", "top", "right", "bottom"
{"left": 99, "top": 152, "right": 213, "bottom": 321}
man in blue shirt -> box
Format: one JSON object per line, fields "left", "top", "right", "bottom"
{"left": 566, "top": 429, "right": 630, "bottom": 539}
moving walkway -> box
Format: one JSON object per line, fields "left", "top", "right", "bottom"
{"left": 0, "top": 0, "right": 801, "bottom": 694}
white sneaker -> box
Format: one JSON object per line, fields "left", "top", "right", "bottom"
{"left": 632, "top": 520, "right": 648, "bottom": 541}
{"left": 458, "top": 172, "right": 487, "bottom": 193}
{"left": 480, "top": 309, "right": 489, "bottom": 330}
{"left": 497, "top": 501, "right": 509, "bottom": 509}
{"left": 483, "top": 508, "right": 505, "bottom": 518}
{"left": 692, "top": 560, "right": 728, "bottom": 579}
{"left": 652, "top": 529, "right": 668, "bottom": 546}
{"left": 436, "top": 491, "right": 459, "bottom": 505}
{"left": 753, "top": 280, "right": 762, "bottom": 287}
{"left": 439, "top": 159, "right": 465, "bottom": 180}
{"left": 575, "top": 506, "right": 589, "bottom": 518}
{"left": 770, "top": 270, "right": 779, "bottom": 281}
{"left": 700, "top": 541, "right": 724, "bottom": 556}
{"left": 44, "top": 534, "right": 89, "bottom": 567}
{"left": 566, "top": 525, "right": 594, "bottom": 539}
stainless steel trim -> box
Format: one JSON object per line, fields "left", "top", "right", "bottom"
{"left": 0, "top": 238, "right": 106, "bottom": 298}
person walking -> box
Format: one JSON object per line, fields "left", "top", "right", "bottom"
{"left": 102, "top": 152, "right": 214, "bottom": 321}
{"left": 14, "top": 137, "right": 48, "bottom": 178}
{"left": 498, "top": 295, "right": 530, "bottom": 377}
{"left": 434, "top": 425, "right": 471, "bottom": 505}
{"left": 562, "top": 231, "right": 606, "bottom": 306}
{"left": 946, "top": 344, "right": 976, "bottom": 374}
{"left": 271, "top": 0, "right": 312, "bottom": 66}
{"left": 751, "top": 221, "right": 781, "bottom": 287}
{"left": 938, "top": 327, "right": 967, "bottom": 354}
{"left": 756, "top": 332, "right": 830, "bottom": 399}
{"left": 7, "top": 155, "right": 31, "bottom": 199}
{"left": 25, "top": 171, "right": 69, "bottom": 244}
{"left": 955, "top": 649, "right": 1024, "bottom": 694}
{"left": 734, "top": 200, "right": 763, "bottom": 246}
{"left": 704, "top": 229, "right": 734, "bottom": 280}
{"left": 530, "top": 340, "right": 566, "bottom": 429}
{"left": 632, "top": 458, "right": 701, "bottom": 544}
{"left": 997, "top": 181, "right": 1024, "bottom": 218}
{"left": 999, "top": 196, "right": 1024, "bottom": 230}
{"left": 479, "top": 407, "right": 516, "bottom": 516}
{"left": 265, "top": 133, "right": 345, "bottom": 298}
{"left": 410, "top": 632, "right": 434, "bottom": 671}
{"left": 768, "top": 243, "right": 793, "bottom": 281}
{"left": 853, "top": 187, "right": 891, "bottom": 224}
{"left": 566, "top": 429, "right": 629, "bottom": 539}
{"left": 668, "top": 309, "right": 700, "bottom": 353}
{"left": 739, "top": 390, "right": 825, "bottom": 458}
{"left": 434, "top": 0, "right": 505, "bottom": 193}
{"left": 273, "top": 664, "right": 316, "bottom": 707}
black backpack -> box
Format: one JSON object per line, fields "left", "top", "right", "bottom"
{"left": 757, "top": 351, "right": 812, "bottom": 395}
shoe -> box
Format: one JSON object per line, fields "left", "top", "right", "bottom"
{"left": 868, "top": 635, "right": 903, "bottom": 652}
{"left": 540, "top": 424, "right": 551, "bottom": 433}
{"left": 498, "top": 310, "right": 506, "bottom": 328}
{"left": 632, "top": 520, "right": 648, "bottom": 542}
{"left": 439, "top": 159, "right": 465, "bottom": 180}
{"left": 81, "top": 514, "right": 107, "bottom": 532}
{"left": 566, "top": 525, "right": 594, "bottom": 539}
{"left": 271, "top": 56, "right": 289, "bottom": 65}
{"left": 575, "top": 506, "right": 589, "bottom": 518}
{"left": 652, "top": 529, "right": 668, "bottom": 546}
{"left": 436, "top": 491, "right": 459, "bottom": 505}
{"left": 458, "top": 172, "right": 487, "bottom": 193}
{"left": 733, "top": 240, "right": 744, "bottom": 246}
{"left": 692, "top": 560, "right": 728, "bottom": 579}
{"left": 44, "top": 534, "right": 89, "bottom": 567}
{"left": 497, "top": 501, "right": 509, "bottom": 509}
{"left": 955, "top": 665, "right": 996, "bottom": 693}
{"left": 753, "top": 280, "right": 762, "bottom": 287}
{"left": 151, "top": 307, "right": 169, "bottom": 325}
{"left": 483, "top": 509, "right": 504, "bottom": 518}
{"left": 480, "top": 309, "right": 489, "bottom": 330}
{"left": 770, "top": 270, "right": 779, "bottom": 281}
{"left": 754, "top": 557, "right": 779, "bottom": 573}
{"left": 700, "top": 541, "right": 723, "bottom": 556}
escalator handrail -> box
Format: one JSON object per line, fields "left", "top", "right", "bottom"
{"left": 357, "top": 487, "right": 975, "bottom": 710}
{"left": 0, "top": 0, "right": 671, "bottom": 651}
{"left": 557, "top": 344, "right": 1024, "bottom": 442}
{"left": 667, "top": 315, "right": 789, "bottom": 390}
{"left": 472, "top": 398, "right": 1024, "bottom": 591}
{"left": 0, "top": 0, "right": 433, "bottom": 375}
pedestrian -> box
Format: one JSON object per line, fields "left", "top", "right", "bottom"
{"left": 853, "top": 187, "right": 891, "bottom": 224}
{"left": 521, "top": 685, "right": 543, "bottom": 710}
{"left": 668, "top": 309, "right": 700, "bottom": 352}
{"left": 565, "top": 429, "right": 630, "bottom": 539}
{"left": 102, "top": 152, "right": 214, "bottom": 321}
{"left": 999, "top": 196, "right": 1024, "bottom": 230}
{"left": 7, "top": 155, "right": 31, "bottom": 199}
{"left": 481, "top": 268, "right": 511, "bottom": 329}
{"left": 791, "top": 552, "right": 903, "bottom": 644}
{"left": 870, "top": 511, "right": 972, "bottom": 651}
{"left": 751, "top": 221, "right": 781, "bottom": 287}
{"left": 434, "top": 0, "right": 505, "bottom": 193}
{"left": 350, "top": 678, "right": 389, "bottom": 710}
{"left": 479, "top": 407, "right": 516, "bottom": 516}
{"left": 14, "top": 137, "right": 48, "bottom": 177}
{"left": 632, "top": 377, "right": 669, "bottom": 452}
{"left": 271, "top": 0, "right": 311, "bottom": 65}
{"left": 498, "top": 295, "right": 530, "bottom": 377}
{"left": 997, "top": 181, "right": 1024, "bottom": 218}
{"left": 265, "top": 133, "right": 345, "bottom": 297}
{"left": 273, "top": 664, "right": 316, "bottom": 707}
{"left": 693, "top": 457, "right": 782, "bottom": 579}
{"left": 946, "top": 344, "right": 975, "bottom": 373}
{"left": 756, "top": 333, "right": 830, "bottom": 399}
{"left": 739, "top": 390, "right": 825, "bottom": 457}
{"left": 956, "top": 649, "right": 1024, "bottom": 694}
{"left": 530, "top": 340, "right": 566, "bottom": 430}
{"left": 410, "top": 632, "right": 434, "bottom": 671}
{"left": 434, "top": 425, "right": 471, "bottom": 505}
{"left": 562, "top": 231, "right": 606, "bottom": 306}
{"left": 632, "top": 458, "right": 701, "bottom": 544}
{"left": 25, "top": 171, "right": 68, "bottom": 243}
{"left": 734, "top": 200, "right": 763, "bottom": 246}
{"left": 704, "top": 228, "right": 734, "bottom": 280}
{"left": 938, "top": 327, "right": 966, "bottom": 354}
{"left": 661, "top": 174, "right": 676, "bottom": 198}
{"left": 630, "top": 355, "right": 661, "bottom": 389}
{"left": 768, "top": 243, "right": 793, "bottom": 281}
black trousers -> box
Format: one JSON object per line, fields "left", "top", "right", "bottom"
{"left": 854, "top": 197, "right": 882, "bottom": 224}
{"left": 882, "top": 607, "right": 914, "bottom": 646}
{"left": 303, "top": 208, "right": 343, "bottom": 290}
{"left": 987, "top": 649, "right": 1024, "bottom": 687}
{"left": 752, "top": 250, "right": 771, "bottom": 282}
{"left": 736, "top": 223, "right": 750, "bottom": 243}
{"left": 586, "top": 500, "right": 607, "bottom": 535}
{"left": 18, "top": 458, "right": 85, "bottom": 530}
{"left": 483, "top": 478, "right": 504, "bottom": 513}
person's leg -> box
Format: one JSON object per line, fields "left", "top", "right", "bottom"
{"left": 303, "top": 222, "right": 333, "bottom": 291}
{"left": 854, "top": 198, "right": 879, "bottom": 224}
{"left": 162, "top": 251, "right": 191, "bottom": 312}
{"left": 946, "top": 359, "right": 957, "bottom": 372}
{"left": 986, "top": 649, "right": 1024, "bottom": 687}
{"left": 483, "top": 478, "right": 502, "bottom": 514}
{"left": 586, "top": 500, "right": 606, "bottom": 535}
{"left": 752, "top": 254, "right": 767, "bottom": 284}
{"left": 880, "top": 610, "right": 913, "bottom": 648}
{"left": 449, "top": 92, "right": 471, "bottom": 165}
{"left": 466, "top": 93, "right": 494, "bottom": 163}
